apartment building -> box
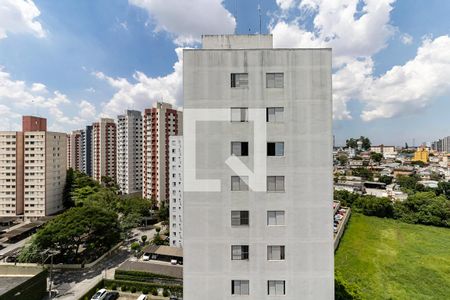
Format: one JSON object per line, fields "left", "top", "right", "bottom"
{"left": 80, "top": 125, "right": 93, "bottom": 176}
{"left": 92, "top": 118, "right": 117, "bottom": 182}
{"left": 169, "top": 136, "right": 183, "bottom": 248}
{"left": 117, "top": 110, "right": 143, "bottom": 195}
{"left": 183, "top": 35, "right": 333, "bottom": 299}
{"left": 370, "top": 145, "right": 397, "bottom": 158}
{"left": 67, "top": 130, "right": 82, "bottom": 171}
{"left": 143, "top": 102, "right": 182, "bottom": 204}
{"left": 0, "top": 116, "right": 66, "bottom": 219}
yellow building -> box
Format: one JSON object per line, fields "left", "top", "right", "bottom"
{"left": 413, "top": 147, "right": 429, "bottom": 163}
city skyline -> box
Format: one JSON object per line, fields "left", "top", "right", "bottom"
{"left": 0, "top": 0, "right": 450, "bottom": 145}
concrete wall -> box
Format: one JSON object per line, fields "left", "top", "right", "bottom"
{"left": 202, "top": 34, "right": 273, "bottom": 49}
{"left": 183, "top": 44, "right": 333, "bottom": 299}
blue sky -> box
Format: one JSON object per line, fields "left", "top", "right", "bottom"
{"left": 0, "top": 0, "right": 449, "bottom": 146}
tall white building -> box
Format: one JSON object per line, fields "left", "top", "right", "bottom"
{"left": 143, "top": 102, "right": 182, "bottom": 205}
{"left": 117, "top": 110, "right": 143, "bottom": 195}
{"left": 0, "top": 116, "right": 66, "bottom": 219}
{"left": 92, "top": 118, "right": 117, "bottom": 182}
{"left": 183, "top": 35, "right": 333, "bottom": 299}
{"left": 169, "top": 136, "right": 183, "bottom": 248}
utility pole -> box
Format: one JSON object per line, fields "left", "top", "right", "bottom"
{"left": 48, "top": 254, "right": 53, "bottom": 299}
{"left": 258, "top": 2, "right": 262, "bottom": 34}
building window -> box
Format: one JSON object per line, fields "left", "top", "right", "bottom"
{"left": 266, "top": 107, "right": 284, "bottom": 122}
{"left": 267, "top": 176, "right": 285, "bottom": 192}
{"left": 267, "top": 142, "right": 284, "bottom": 156}
{"left": 231, "top": 245, "right": 249, "bottom": 260}
{"left": 231, "top": 73, "right": 248, "bottom": 88}
{"left": 268, "top": 280, "right": 285, "bottom": 295}
{"left": 231, "top": 176, "right": 249, "bottom": 191}
{"left": 267, "top": 211, "right": 285, "bottom": 226}
{"left": 267, "top": 246, "right": 285, "bottom": 260}
{"left": 266, "top": 73, "right": 284, "bottom": 88}
{"left": 231, "top": 107, "right": 248, "bottom": 122}
{"left": 231, "top": 142, "right": 248, "bottom": 156}
{"left": 232, "top": 280, "right": 249, "bottom": 295}
{"left": 231, "top": 210, "right": 249, "bottom": 226}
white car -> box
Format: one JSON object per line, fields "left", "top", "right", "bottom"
{"left": 91, "top": 288, "right": 107, "bottom": 300}
{"left": 137, "top": 295, "right": 148, "bottom": 300}
{"left": 142, "top": 252, "right": 151, "bottom": 261}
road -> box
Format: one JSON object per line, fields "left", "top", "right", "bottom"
{"left": 50, "top": 225, "right": 162, "bottom": 300}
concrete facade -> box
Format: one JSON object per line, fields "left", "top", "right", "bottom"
{"left": 169, "top": 136, "right": 183, "bottom": 248}
{"left": 0, "top": 117, "right": 66, "bottom": 218}
{"left": 183, "top": 35, "right": 333, "bottom": 299}
{"left": 143, "top": 102, "right": 182, "bottom": 204}
{"left": 117, "top": 110, "right": 143, "bottom": 194}
{"left": 92, "top": 118, "right": 117, "bottom": 182}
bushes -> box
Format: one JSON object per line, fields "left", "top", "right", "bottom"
{"left": 163, "top": 289, "right": 170, "bottom": 297}
{"left": 142, "top": 287, "right": 149, "bottom": 294}
{"left": 353, "top": 196, "right": 394, "bottom": 218}
{"left": 114, "top": 269, "right": 178, "bottom": 281}
{"left": 130, "top": 286, "right": 137, "bottom": 293}
{"left": 151, "top": 287, "right": 158, "bottom": 296}
{"left": 336, "top": 190, "right": 450, "bottom": 228}
{"left": 335, "top": 272, "right": 362, "bottom": 300}
{"left": 103, "top": 279, "right": 183, "bottom": 296}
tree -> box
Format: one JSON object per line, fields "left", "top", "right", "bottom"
{"left": 436, "top": 181, "right": 450, "bottom": 199}
{"left": 24, "top": 206, "right": 121, "bottom": 263}
{"left": 151, "top": 233, "right": 165, "bottom": 245}
{"left": 394, "top": 192, "right": 450, "bottom": 227}
{"left": 63, "top": 168, "right": 75, "bottom": 208}
{"left": 353, "top": 196, "right": 394, "bottom": 218}
{"left": 141, "top": 235, "right": 148, "bottom": 244}
{"left": 378, "top": 175, "right": 393, "bottom": 185}
{"left": 370, "top": 152, "right": 383, "bottom": 163}
{"left": 352, "top": 167, "right": 374, "bottom": 181}
{"left": 334, "top": 190, "right": 359, "bottom": 207}
{"left": 157, "top": 202, "right": 169, "bottom": 223}
{"left": 337, "top": 154, "right": 348, "bottom": 166}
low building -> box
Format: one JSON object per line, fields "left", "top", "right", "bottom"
{"left": 0, "top": 265, "right": 47, "bottom": 300}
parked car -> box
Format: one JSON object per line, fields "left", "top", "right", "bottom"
{"left": 142, "top": 252, "right": 151, "bottom": 261}
{"left": 137, "top": 295, "right": 148, "bottom": 300}
{"left": 104, "top": 291, "right": 119, "bottom": 300}
{"left": 91, "top": 288, "right": 107, "bottom": 300}
{"left": 170, "top": 259, "right": 177, "bottom": 265}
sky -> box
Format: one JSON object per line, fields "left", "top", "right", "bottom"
{"left": 0, "top": 0, "right": 449, "bottom": 146}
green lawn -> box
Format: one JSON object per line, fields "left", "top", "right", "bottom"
{"left": 335, "top": 213, "right": 450, "bottom": 300}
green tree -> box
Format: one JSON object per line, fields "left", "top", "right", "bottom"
{"left": 378, "top": 175, "right": 393, "bottom": 185}
{"left": 353, "top": 195, "right": 394, "bottom": 218}
{"left": 63, "top": 168, "right": 75, "bottom": 208}
{"left": 24, "top": 206, "right": 121, "bottom": 263}
{"left": 352, "top": 167, "right": 374, "bottom": 181}
{"left": 370, "top": 152, "right": 383, "bottom": 163}
{"left": 334, "top": 190, "right": 359, "bottom": 207}
{"left": 436, "top": 181, "right": 450, "bottom": 199}
{"left": 337, "top": 154, "right": 348, "bottom": 166}
{"left": 141, "top": 235, "right": 148, "bottom": 244}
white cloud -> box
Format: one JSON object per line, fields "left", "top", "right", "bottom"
{"left": 400, "top": 33, "right": 413, "bottom": 45}
{"left": 276, "top": 0, "right": 297, "bottom": 11}
{"left": 96, "top": 47, "right": 183, "bottom": 117}
{"left": 272, "top": 0, "right": 396, "bottom": 62}
{"left": 360, "top": 36, "right": 450, "bottom": 121}
{"left": 0, "top": 66, "right": 98, "bottom": 132}
{"left": 129, "top": 0, "right": 235, "bottom": 45}
{"left": 0, "top": 0, "right": 45, "bottom": 40}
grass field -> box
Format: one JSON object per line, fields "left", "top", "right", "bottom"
{"left": 335, "top": 213, "right": 450, "bottom": 300}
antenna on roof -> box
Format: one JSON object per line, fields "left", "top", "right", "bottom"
{"left": 234, "top": 0, "right": 238, "bottom": 34}
{"left": 258, "top": 2, "right": 262, "bottom": 34}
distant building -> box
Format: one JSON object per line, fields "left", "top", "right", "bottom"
{"left": 0, "top": 116, "right": 66, "bottom": 219}
{"left": 412, "top": 147, "right": 429, "bottom": 163}
{"left": 142, "top": 102, "right": 182, "bottom": 204}
{"left": 80, "top": 125, "right": 93, "bottom": 176}
{"left": 92, "top": 118, "right": 117, "bottom": 182}
{"left": 370, "top": 145, "right": 397, "bottom": 158}
{"left": 169, "top": 136, "right": 183, "bottom": 248}
{"left": 67, "top": 130, "right": 82, "bottom": 171}
{"left": 117, "top": 110, "right": 143, "bottom": 195}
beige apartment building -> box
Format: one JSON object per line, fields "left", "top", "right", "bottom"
{"left": 0, "top": 116, "right": 66, "bottom": 219}
{"left": 92, "top": 118, "right": 117, "bottom": 182}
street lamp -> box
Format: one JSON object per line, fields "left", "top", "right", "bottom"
{"left": 41, "top": 249, "right": 58, "bottom": 300}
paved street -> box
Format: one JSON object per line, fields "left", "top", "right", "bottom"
{"left": 51, "top": 225, "right": 161, "bottom": 299}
